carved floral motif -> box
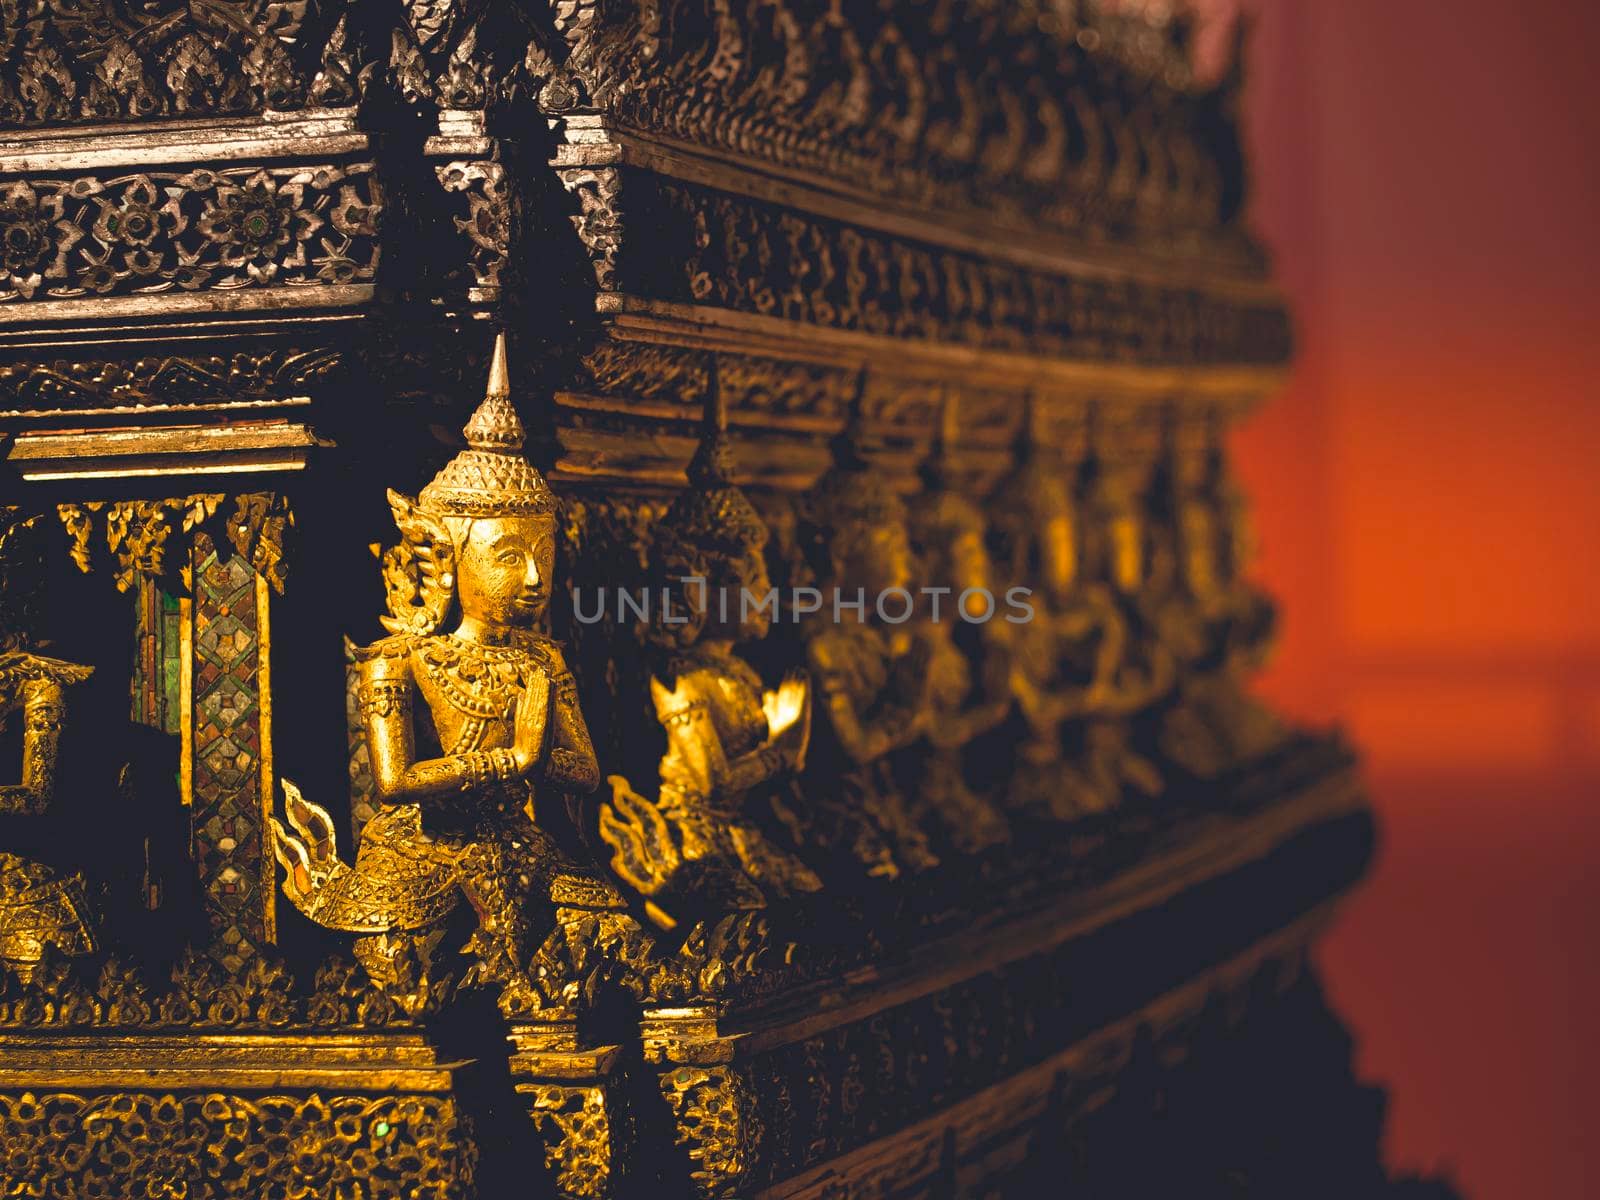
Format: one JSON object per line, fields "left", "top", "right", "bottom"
{"left": 661, "top": 1065, "right": 765, "bottom": 1200}
{"left": 0, "top": 349, "right": 340, "bottom": 414}
{"left": 559, "top": 165, "right": 623, "bottom": 291}
{"left": 435, "top": 158, "right": 514, "bottom": 296}
{"left": 0, "top": 167, "right": 382, "bottom": 306}
{"left": 55, "top": 492, "right": 292, "bottom": 594}
{"left": 0, "top": 1090, "right": 473, "bottom": 1198}
{"left": 0, "top": 948, "right": 403, "bottom": 1030}
{"left": 523, "top": 1081, "right": 628, "bottom": 1200}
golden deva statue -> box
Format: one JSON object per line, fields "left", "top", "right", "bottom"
{"left": 273, "top": 335, "right": 604, "bottom": 1015}
{"left": 599, "top": 364, "right": 822, "bottom": 926}
{"left": 1155, "top": 416, "right": 1285, "bottom": 775}
{"left": 986, "top": 398, "right": 1138, "bottom": 820}
{"left": 793, "top": 380, "right": 940, "bottom": 879}
{"left": 0, "top": 511, "right": 97, "bottom": 981}
{"left": 1209, "top": 426, "right": 1281, "bottom": 683}
{"left": 901, "top": 391, "right": 1011, "bottom": 854}
{"left": 1064, "top": 425, "right": 1171, "bottom": 806}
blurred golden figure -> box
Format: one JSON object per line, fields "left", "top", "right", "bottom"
{"left": 793, "top": 384, "right": 941, "bottom": 879}
{"left": 987, "top": 399, "right": 1144, "bottom": 820}
{"left": 902, "top": 391, "right": 1012, "bottom": 854}
{"left": 272, "top": 335, "right": 604, "bottom": 1015}
{"left": 1155, "top": 417, "right": 1286, "bottom": 775}
{"left": 1069, "top": 430, "right": 1172, "bottom": 805}
{"left": 0, "top": 513, "right": 97, "bottom": 981}
{"left": 599, "top": 365, "right": 823, "bottom": 925}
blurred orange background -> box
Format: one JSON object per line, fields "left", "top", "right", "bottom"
{"left": 1228, "top": 1, "right": 1599, "bottom": 1196}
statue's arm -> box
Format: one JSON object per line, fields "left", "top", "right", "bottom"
{"left": 0, "top": 678, "right": 65, "bottom": 816}
{"left": 723, "top": 743, "right": 784, "bottom": 793}
{"left": 1099, "top": 594, "right": 1176, "bottom": 717}
{"left": 1008, "top": 618, "right": 1078, "bottom": 734}
{"left": 916, "top": 627, "right": 1004, "bottom": 750}
{"left": 362, "top": 655, "right": 504, "bottom": 805}
{"left": 954, "top": 624, "right": 1019, "bottom": 745}
{"left": 538, "top": 653, "right": 599, "bottom": 794}
{"left": 1083, "top": 586, "right": 1130, "bottom": 708}
{"left": 807, "top": 636, "right": 921, "bottom": 766}
{"left": 936, "top": 692, "right": 1011, "bottom": 749}
{"left": 1009, "top": 655, "right": 1067, "bottom": 737}
{"left": 653, "top": 676, "right": 731, "bottom": 802}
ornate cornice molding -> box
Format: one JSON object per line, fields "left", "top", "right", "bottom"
{"left": 0, "top": 0, "right": 359, "bottom": 129}
{"left": 544, "top": 313, "right": 1285, "bottom": 489}
{"left": 554, "top": 120, "right": 1273, "bottom": 294}
{"left": 3, "top": 2, "right": 1258, "bottom": 262}
{"left": 568, "top": 171, "right": 1291, "bottom": 364}
{"left": 532, "top": 0, "right": 1257, "bottom": 260}
{"left": 0, "top": 164, "right": 382, "bottom": 311}
{"left": 0, "top": 349, "right": 336, "bottom": 418}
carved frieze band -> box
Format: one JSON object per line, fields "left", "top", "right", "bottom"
{"left": 0, "top": 349, "right": 338, "bottom": 417}
{"left": 0, "top": 166, "right": 381, "bottom": 308}
{"left": 564, "top": 172, "right": 1289, "bottom": 366}
{"left": 0, "top": 950, "right": 406, "bottom": 1030}
{"left": 538, "top": 1, "right": 1253, "bottom": 255}
{"left": 0, "top": 2, "right": 359, "bottom": 126}
{"left": 55, "top": 493, "right": 292, "bottom": 595}
{"left": 0, "top": 1090, "right": 473, "bottom": 1198}
{"left": 3, "top": 2, "right": 1252, "bottom": 264}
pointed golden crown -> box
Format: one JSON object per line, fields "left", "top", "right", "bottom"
{"left": 659, "top": 359, "right": 768, "bottom": 554}
{"left": 418, "top": 333, "right": 557, "bottom": 518}
{"left": 798, "top": 367, "right": 907, "bottom": 534}
{"left": 988, "top": 391, "right": 1074, "bottom": 524}
{"left": 912, "top": 388, "right": 985, "bottom": 541}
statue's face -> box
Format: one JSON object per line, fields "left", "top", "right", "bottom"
{"left": 730, "top": 543, "right": 773, "bottom": 641}
{"left": 1109, "top": 512, "right": 1142, "bottom": 593}
{"left": 1180, "top": 503, "right": 1219, "bottom": 598}
{"left": 698, "top": 542, "right": 773, "bottom": 643}
{"left": 454, "top": 515, "right": 557, "bottom": 628}
{"left": 838, "top": 521, "right": 913, "bottom": 600}
{"left": 1039, "top": 512, "right": 1077, "bottom": 606}
{"left": 947, "top": 529, "right": 994, "bottom": 617}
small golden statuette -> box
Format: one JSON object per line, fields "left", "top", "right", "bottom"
{"left": 792, "top": 375, "right": 941, "bottom": 879}
{"left": 1153, "top": 417, "right": 1286, "bottom": 776}
{"left": 0, "top": 511, "right": 97, "bottom": 981}
{"left": 599, "top": 362, "right": 822, "bottom": 928}
{"left": 901, "top": 389, "right": 1012, "bottom": 853}
{"left": 986, "top": 398, "right": 1159, "bottom": 819}
{"left": 272, "top": 335, "right": 603, "bottom": 1015}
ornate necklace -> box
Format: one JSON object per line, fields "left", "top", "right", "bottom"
{"left": 414, "top": 636, "right": 535, "bottom": 721}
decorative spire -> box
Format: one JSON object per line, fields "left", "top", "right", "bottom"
{"left": 919, "top": 386, "right": 959, "bottom": 489}
{"left": 487, "top": 329, "right": 510, "bottom": 396}
{"left": 685, "top": 357, "right": 734, "bottom": 489}
{"left": 460, "top": 331, "right": 527, "bottom": 453}
{"left": 418, "top": 333, "right": 555, "bottom": 517}
{"left": 658, "top": 357, "right": 766, "bottom": 553}
{"left": 830, "top": 365, "right": 873, "bottom": 469}
{"left": 799, "top": 364, "right": 906, "bottom": 538}
{"left": 1012, "top": 390, "right": 1042, "bottom": 464}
